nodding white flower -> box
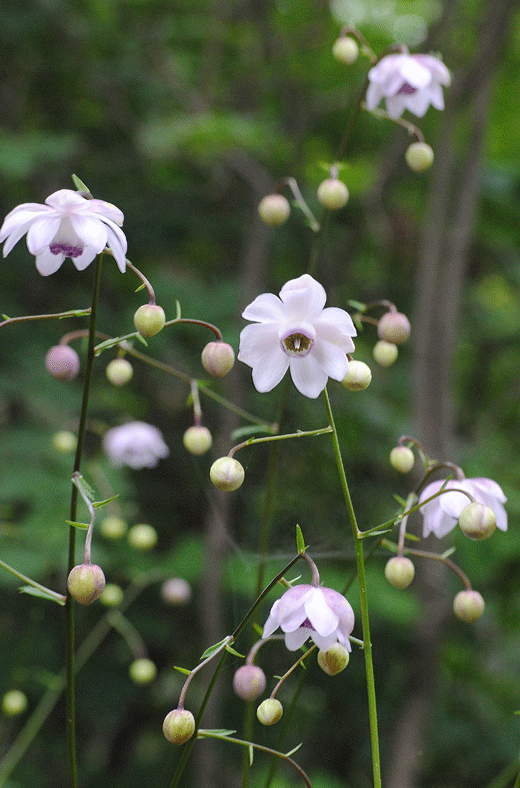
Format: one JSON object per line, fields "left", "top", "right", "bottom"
{"left": 262, "top": 584, "right": 355, "bottom": 652}
{"left": 0, "top": 189, "right": 127, "bottom": 275}
{"left": 238, "top": 274, "right": 356, "bottom": 399}
{"left": 103, "top": 421, "right": 169, "bottom": 469}
{"left": 419, "top": 477, "right": 507, "bottom": 539}
{"left": 366, "top": 53, "right": 451, "bottom": 119}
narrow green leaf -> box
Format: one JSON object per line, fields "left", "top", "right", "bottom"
{"left": 285, "top": 743, "right": 302, "bottom": 758}
{"left": 173, "top": 665, "right": 191, "bottom": 676}
{"left": 199, "top": 636, "right": 231, "bottom": 660}
{"left": 93, "top": 494, "right": 119, "bottom": 509}
{"left": 65, "top": 519, "right": 90, "bottom": 530}
{"left": 224, "top": 644, "right": 244, "bottom": 658}
{"left": 197, "top": 728, "right": 236, "bottom": 738}
{"left": 296, "top": 524, "right": 306, "bottom": 554}
{"left": 19, "top": 586, "right": 66, "bottom": 605}
{"left": 71, "top": 174, "right": 91, "bottom": 194}
{"left": 231, "top": 424, "right": 274, "bottom": 440}
{"left": 249, "top": 743, "right": 254, "bottom": 765}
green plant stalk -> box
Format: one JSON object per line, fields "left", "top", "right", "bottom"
{"left": 0, "top": 559, "right": 66, "bottom": 604}
{"left": 323, "top": 387, "right": 381, "bottom": 788}
{"left": 66, "top": 254, "right": 104, "bottom": 788}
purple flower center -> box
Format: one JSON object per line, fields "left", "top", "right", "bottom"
{"left": 280, "top": 330, "right": 314, "bottom": 358}
{"left": 397, "top": 82, "right": 417, "bottom": 95}
{"left": 50, "top": 242, "right": 83, "bottom": 259}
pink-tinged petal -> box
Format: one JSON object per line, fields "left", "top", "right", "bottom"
{"left": 26, "top": 217, "right": 62, "bottom": 254}
{"left": 439, "top": 487, "right": 471, "bottom": 518}
{"left": 289, "top": 354, "right": 328, "bottom": 398}
{"left": 418, "top": 480, "right": 444, "bottom": 509}
{"left": 280, "top": 274, "right": 327, "bottom": 320}
{"left": 251, "top": 347, "right": 290, "bottom": 393}
{"left": 470, "top": 478, "right": 507, "bottom": 503}
{"left": 0, "top": 206, "right": 52, "bottom": 242}
{"left": 72, "top": 247, "right": 98, "bottom": 271}
{"left": 414, "top": 55, "right": 451, "bottom": 85}
{"left": 35, "top": 248, "right": 65, "bottom": 276}
{"left": 311, "top": 630, "right": 338, "bottom": 652}
{"left": 242, "top": 292, "right": 285, "bottom": 323}
{"left": 2, "top": 221, "right": 39, "bottom": 256}
{"left": 365, "top": 81, "right": 384, "bottom": 111}
{"left": 385, "top": 94, "right": 409, "bottom": 119}
{"left": 70, "top": 215, "right": 107, "bottom": 253}
{"left": 238, "top": 322, "right": 280, "bottom": 366}
{"left": 311, "top": 340, "right": 349, "bottom": 381}
{"left": 424, "top": 83, "right": 445, "bottom": 111}
{"left": 276, "top": 586, "right": 314, "bottom": 630}
{"left": 104, "top": 223, "right": 127, "bottom": 271}
{"left": 304, "top": 589, "right": 339, "bottom": 637}
{"left": 493, "top": 503, "right": 508, "bottom": 532}
{"left": 86, "top": 199, "right": 124, "bottom": 226}
{"left": 399, "top": 57, "right": 432, "bottom": 89}
{"left": 285, "top": 628, "right": 311, "bottom": 651}
{"left": 321, "top": 588, "right": 355, "bottom": 634}
{"left": 262, "top": 600, "right": 281, "bottom": 638}
{"left": 315, "top": 307, "right": 356, "bottom": 335}
{"left": 45, "top": 189, "right": 87, "bottom": 209}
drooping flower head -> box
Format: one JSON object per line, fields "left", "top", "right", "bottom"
{"left": 419, "top": 477, "right": 507, "bottom": 539}
{"left": 0, "top": 189, "right": 127, "bottom": 275}
{"left": 102, "top": 421, "right": 169, "bottom": 469}
{"left": 238, "top": 274, "right": 357, "bottom": 399}
{"left": 366, "top": 53, "right": 451, "bottom": 119}
{"left": 262, "top": 584, "right": 355, "bottom": 652}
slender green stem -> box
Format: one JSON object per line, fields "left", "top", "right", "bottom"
{"left": 229, "top": 426, "right": 332, "bottom": 458}
{"left": 0, "top": 559, "right": 66, "bottom": 604}
{"left": 0, "top": 308, "right": 91, "bottom": 330}
{"left": 322, "top": 387, "right": 381, "bottom": 788}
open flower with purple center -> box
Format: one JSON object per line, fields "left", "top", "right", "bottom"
{"left": 103, "top": 421, "right": 169, "bottom": 469}
{"left": 238, "top": 274, "right": 357, "bottom": 399}
{"left": 262, "top": 584, "right": 355, "bottom": 652}
{"left": 0, "top": 189, "right": 127, "bottom": 275}
{"left": 419, "top": 477, "right": 507, "bottom": 538}
{"left": 366, "top": 53, "right": 451, "bottom": 119}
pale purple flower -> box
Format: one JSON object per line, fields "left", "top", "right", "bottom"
{"left": 238, "top": 274, "right": 357, "bottom": 399}
{"left": 419, "top": 477, "right": 507, "bottom": 538}
{"left": 366, "top": 53, "right": 451, "bottom": 119}
{"left": 262, "top": 584, "right": 355, "bottom": 652}
{"left": 0, "top": 189, "right": 127, "bottom": 275}
{"left": 103, "top": 421, "right": 169, "bottom": 469}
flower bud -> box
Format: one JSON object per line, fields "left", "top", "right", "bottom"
{"left": 129, "top": 658, "right": 157, "bottom": 685}
{"left": 258, "top": 194, "right": 290, "bottom": 226}
{"left": 201, "top": 341, "right": 235, "bottom": 377}
{"left": 453, "top": 590, "right": 485, "bottom": 623}
{"left": 317, "top": 178, "right": 349, "bottom": 210}
{"left": 162, "top": 708, "right": 196, "bottom": 745}
{"left": 458, "top": 502, "right": 496, "bottom": 541}
{"left": 317, "top": 643, "right": 350, "bottom": 676}
{"left": 100, "top": 516, "right": 128, "bottom": 540}
{"left": 377, "top": 312, "right": 411, "bottom": 344}
{"left": 405, "top": 142, "right": 434, "bottom": 172}
{"left": 183, "top": 426, "right": 212, "bottom": 456}
{"left": 106, "top": 358, "right": 133, "bottom": 386}
{"left": 341, "top": 360, "right": 372, "bottom": 391}
{"left": 233, "top": 665, "right": 267, "bottom": 701}
{"left": 390, "top": 446, "right": 415, "bottom": 473}
{"left": 45, "top": 345, "right": 80, "bottom": 381}
{"left": 67, "top": 563, "right": 106, "bottom": 605}
{"left": 133, "top": 304, "right": 166, "bottom": 338}
{"left": 384, "top": 556, "right": 415, "bottom": 589}
{"left": 161, "top": 578, "right": 192, "bottom": 606}
{"left": 52, "top": 430, "right": 77, "bottom": 453}
{"left": 373, "top": 340, "right": 398, "bottom": 367}
{"left": 332, "top": 36, "right": 359, "bottom": 65}
{"left": 210, "top": 457, "right": 245, "bottom": 491}
{"left": 256, "top": 698, "right": 283, "bottom": 726}
{"left": 2, "top": 690, "right": 28, "bottom": 717}
{"left": 99, "top": 583, "right": 124, "bottom": 607}
{"left": 128, "top": 523, "right": 158, "bottom": 551}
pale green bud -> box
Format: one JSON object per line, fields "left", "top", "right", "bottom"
{"left": 458, "top": 503, "right": 496, "bottom": 540}
{"left": 129, "top": 658, "right": 157, "bottom": 685}
{"left": 390, "top": 446, "right": 415, "bottom": 473}
{"left": 317, "top": 643, "right": 350, "bottom": 675}
{"left": 134, "top": 304, "right": 166, "bottom": 338}
{"left": 317, "top": 178, "right": 349, "bottom": 210}
{"left": 183, "top": 426, "right": 213, "bottom": 455}
{"left": 67, "top": 563, "right": 106, "bottom": 605}
{"left": 256, "top": 698, "right": 283, "bottom": 726}
{"left": 453, "top": 590, "right": 485, "bottom": 623}
{"left": 106, "top": 358, "right": 133, "bottom": 386}
{"left": 373, "top": 340, "right": 398, "bottom": 367}
{"left": 341, "top": 360, "right": 372, "bottom": 391}
{"left": 2, "top": 690, "right": 28, "bottom": 717}
{"left": 210, "top": 457, "right": 245, "bottom": 491}
{"left": 163, "top": 709, "right": 196, "bottom": 745}
{"left": 405, "top": 142, "right": 434, "bottom": 172}
{"left": 128, "top": 523, "right": 158, "bottom": 551}
{"left": 258, "top": 194, "right": 290, "bottom": 226}
{"left": 332, "top": 36, "right": 359, "bottom": 65}
{"left": 384, "top": 556, "right": 415, "bottom": 589}
{"left": 100, "top": 516, "right": 128, "bottom": 540}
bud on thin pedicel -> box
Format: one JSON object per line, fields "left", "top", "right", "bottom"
{"left": 405, "top": 142, "right": 434, "bottom": 172}
{"left": 106, "top": 358, "right": 133, "bottom": 386}
{"left": 133, "top": 304, "right": 166, "bottom": 338}
{"left": 385, "top": 556, "right": 415, "bottom": 589}
{"left": 67, "top": 563, "right": 106, "bottom": 605}
{"left": 183, "top": 426, "right": 212, "bottom": 455}
{"left": 45, "top": 345, "right": 80, "bottom": 381}
{"left": 458, "top": 502, "right": 496, "bottom": 540}
{"left": 390, "top": 446, "right": 415, "bottom": 473}
{"left": 341, "top": 360, "right": 372, "bottom": 391}
{"left": 233, "top": 665, "right": 267, "bottom": 702}
{"left": 332, "top": 36, "right": 359, "bottom": 64}
{"left": 373, "top": 340, "right": 398, "bottom": 367}
{"left": 317, "top": 643, "right": 350, "bottom": 676}
{"left": 210, "top": 457, "right": 245, "bottom": 491}
{"left": 256, "top": 698, "right": 283, "bottom": 726}
{"left": 377, "top": 312, "right": 410, "bottom": 344}
{"left": 258, "top": 194, "right": 291, "bottom": 226}
{"left": 163, "top": 709, "right": 196, "bottom": 745}
{"left": 453, "top": 590, "right": 485, "bottom": 623}
{"left": 201, "top": 341, "right": 235, "bottom": 377}
{"left": 317, "top": 178, "right": 349, "bottom": 210}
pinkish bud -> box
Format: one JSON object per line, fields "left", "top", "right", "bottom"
{"left": 377, "top": 312, "right": 411, "bottom": 344}
{"left": 161, "top": 578, "right": 192, "bottom": 606}
{"left": 201, "top": 341, "right": 235, "bottom": 377}
{"left": 163, "top": 709, "right": 196, "bottom": 745}
{"left": 45, "top": 345, "right": 80, "bottom": 381}
{"left": 258, "top": 194, "right": 290, "bottom": 226}
{"left": 256, "top": 698, "right": 283, "bottom": 726}
{"left": 233, "top": 665, "right": 266, "bottom": 701}
{"left": 67, "top": 563, "right": 106, "bottom": 605}
{"left": 453, "top": 590, "right": 485, "bottom": 623}
{"left": 133, "top": 304, "right": 166, "bottom": 338}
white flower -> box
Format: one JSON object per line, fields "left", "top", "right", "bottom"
{"left": 238, "top": 274, "right": 357, "bottom": 399}
{"left": 366, "top": 53, "right": 451, "bottom": 119}
{"left": 262, "top": 584, "right": 355, "bottom": 652}
{"left": 103, "top": 421, "right": 169, "bottom": 469}
{"left": 0, "top": 189, "right": 127, "bottom": 275}
{"left": 419, "top": 477, "right": 507, "bottom": 538}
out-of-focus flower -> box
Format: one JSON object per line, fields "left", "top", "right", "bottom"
{"left": 419, "top": 477, "right": 507, "bottom": 538}
{"left": 0, "top": 189, "right": 127, "bottom": 275}
{"left": 238, "top": 274, "right": 356, "bottom": 399}
{"left": 366, "top": 53, "right": 450, "bottom": 119}
{"left": 262, "top": 584, "right": 355, "bottom": 652}
{"left": 102, "top": 421, "right": 169, "bottom": 469}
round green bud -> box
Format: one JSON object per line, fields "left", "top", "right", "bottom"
{"left": 52, "top": 430, "right": 77, "bottom": 453}
{"left": 67, "top": 563, "right": 106, "bottom": 605}
{"left": 106, "top": 358, "right": 133, "bottom": 386}
{"left": 373, "top": 340, "right": 398, "bottom": 367}
{"left": 100, "top": 516, "right": 128, "bottom": 540}
{"left": 129, "top": 658, "right": 157, "bottom": 685}
{"left": 390, "top": 446, "right": 415, "bottom": 474}
{"left": 458, "top": 503, "right": 496, "bottom": 541}
{"left": 201, "top": 341, "right": 235, "bottom": 377}
{"left": 183, "top": 426, "right": 213, "bottom": 456}
{"left": 2, "top": 689, "right": 28, "bottom": 717}
{"left": 161, "top": 578, "right": 192, "bottom": 606}
{"left": 99, "top": 583, "right": 124, "bottom": 607}
{"left": 377, "top": 312, "right": 411, "bottom": 344}
{"left": 332, "top": 36, "right": 359, "bottom": 65}
{"left": 405, "top": 142, "right": 434, "bottom": 172}
{"left": 341, "top": 360, "right": 372, "bottom": 391}
{"left": 45, "top": 345, "right": 80, "bottom": 381}
{"left": 128, "top": 523, "right": 158, "bottom": 551}
{"left": 256, "top": 698, "right": 283, "bottom": 726}
{"left": 258, "top": 194, "right": 290, "bottom": 226}
{"left": 384, "top": 556, "right": 415, "bottom": 589}
{"left": 317, "top": 178, "right": 349, "bottom": 210}
{"left": 317, "top": 643, "right": 350, "bottom": 676}
{"left": 163, "top": 708, "right": 196, "bottom": 745}
{"left": 210, "top": 457, "right": 245, "bottom": 491}
{"left": 453, "top": 590, "right": 485, "bottom": 623}
{"left": 233, "top": 665, "right": 267, "bottom": 702}
{"left": 133, "top": 304, "right": 166, "bottom": 338}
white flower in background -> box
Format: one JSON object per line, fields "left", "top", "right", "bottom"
{"left": 0, "top": 189, "right": 127, "bottom": 275}
{"left": 238, "top": 274, "right": 357, "bottom": 399}
{"left": 262, "top": 584, "right": 355, "bottom": 652}
{"left": 366, "top": 53, "right": 451, "bottom": 119}
{"left": 419, "top": 477, "right": 507, "bottom": 538}
{"left": 103, "top": 421, "right": 169, "bottom": 469}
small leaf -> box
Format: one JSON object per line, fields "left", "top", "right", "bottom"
{"left": 249, "top": 743, "right": 254, "bottom": 765}
{"left": 71, "top": 174, "right": 92, "bottom": 195}
{"left": 231, "top": 425, "right": 274, "bottom": 440}
{"left": 19, "top": 586, "right": 66, "bottom": 605}
{"left": 173, "top": 665, "right": 192, "bottom": 676}
{"left": 134, "top": 282, "right": 146, "bottom": 293}
{"left": 197, "top": 728, "right": 236, "bottom": 738}
{"left": 224, "top": 644, "right": 244, "bottom": 658}
{"left": 347, "top": 299, "right": 366, "bottom": 312}
{"left": 2, "top": 313, "right": 10, "bottom": 320}
{"left": 295, "top": 524, "right": 306, "bottom": 554}
{"left": 175, "top": 300, "right": 182, "bottom": 319}
{"left": 93, "top": 494, "right": 119, "bottom": 509}
{"left": 359, "top": 527, "right": 391, "bottom": 539}
{"left": 65, "top": 520, "right": 90, "bottom": 530}
{"left": 73, "top": 475, "right": 96, "bottom": 500}
{"left": 285, "top": 743, "right": 302, "bottom": 758}
{"left": 199, "top": 636, "right": 231, "bottom": 660}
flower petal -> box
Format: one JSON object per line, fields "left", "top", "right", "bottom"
{"left": 105, "top": 223, "right": 128, "bottom": 271}
{"left": 304, "top": 589, "right": 339, "bottom": 637}
{"left": 26, "top": 216, "right": 62, "bottom": 255}
{"left": 289, "top": 354, "right": 328, "bottom": 398}
{"left": 252, "top": 347, "right": 290, "bottom": 393}
{"left": 311, "top": 340, "right": 349, "bottom": 382}
{"left": 238, "top": 322, "right": 280, "bottom": 366}
{"left": 35, "top": 248, "right": 66, "bottom": 276}
{"left": 242, "top": 292, "right": 285, "bottom": 323}
{"left": 280, "top": 274, "right": 326, "bottom": 320}
{"left": 72, "top": 246, "right": 98, "bottom": 271}
{"left": 285, "top": 628, "right": 311, "bottom": 651}
{"left": 70, "top": 215, "right": 107, "bottom": 253}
